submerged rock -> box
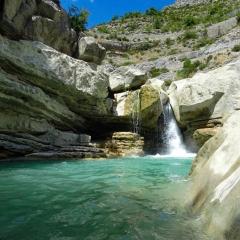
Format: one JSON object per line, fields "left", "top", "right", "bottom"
{"left": 189, "top": 110, "right": 240, "bottom": 239}
{"left": 105, "top": 132, "right": 144, "bottom": 157}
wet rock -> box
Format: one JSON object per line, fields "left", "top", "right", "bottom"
{"left": 114, "top": 79, "right": 168, "bottom": 130}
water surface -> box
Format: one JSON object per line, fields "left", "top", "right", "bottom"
{"left": 0, "top": 156, "right": 207, "bottom": 240}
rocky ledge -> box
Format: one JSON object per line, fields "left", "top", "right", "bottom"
{"left": 105, "top": 132, "right": 144, "bottom": 157}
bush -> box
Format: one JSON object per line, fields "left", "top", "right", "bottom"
{"left": 123, "top": 11, "right": 142, "bottom": 19}
{"left": 183, "top": 16, "right": 198, "bottom": 27}
{"left": 232, "top": 44, "right": 240, "bottom": 52}
{"left": 165, "top": 38, "right": 174, "bottom": 46}
{"left": 150, "top": 67, "right": 169, "bottom": 78}
{"left": 98, "top": 25, "right": 110, "bottom": 34}
{"left": 182, "top": 30, "right": 197, "bottom": 40}
{"left": 176, "top": 59, "right": 207, "bottom": 79}
{"left": 153, "top": 17, "right": 161, "bottom": 29}
{"left": 68, "top": 5, "right": 89, "bottom": 33}
{"left": 112, "top": 16, "right": 119, "bottom": 21}
{"left": 194, "top": 38, "right": 213, "bottom": 49}
{"left": 146, "top": 8, "right": 159, "bottom": 16}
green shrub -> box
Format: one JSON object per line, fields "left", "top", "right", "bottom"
{"left": 232, "top": 44, "right": 240, "bottom": 52}
{"left": 112, "top": 16, "right": 119, "bottom": 21}
{"left": 182, "top": 30, "right": 197, "bottom": 40}
{"left": 183, "top": 16, "right": 198, "bottom": 27}
{"left": 121, "top": 61, "right": 134, "bottom": 66}
{"left": 176, "top": 59, "right": 207, "bottom": 79}
{"left": 68, "top": 6, "right": 89, "bottom": 33}
{"left": 165, "top": 38, "right": 174, "bottom": 46}
{"left": 98, "top": 25, "right": 110, "bottom": 34}
{"left": 146, "top": 8, "right": 159, "bottom": 16}
{"left": 194, "top": 38, "right": 213, "bottom": 49}
{"left": 150, "top": 67, "right": 169, "bottom": 78}
{"left": 153, "top": 17, "right": 161, "bottom": 29}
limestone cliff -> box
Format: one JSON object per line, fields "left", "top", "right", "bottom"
{"left": 188, "top": 111, "right": 240, "bottom": 240}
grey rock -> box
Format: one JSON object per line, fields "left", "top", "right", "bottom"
{"left": 169, "top": 58, "right": 240, "bottom": 126}
{"left": 207, "top": 17, "right": 238, "bottom": 39}
{"left": 188, "top": 111, "right": 240, "bottom": 239}
{"left": 174, "top": 0, "right": 210, "bottom": 7}
{"left": 78, "top": 37, "right": 106, "bottom": 64}
{"left": 109, "top": 66, "right": 148, "bottom": 93}
{"left": 0, "top": 0, "right": 77, "bottom": 55}
{"left": 0, "top": 36, "right": 120, "bottom": 159}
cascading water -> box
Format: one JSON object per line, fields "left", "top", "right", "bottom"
{"left": 160, "top": 102, "right": 188, "bottom": 156}
{"left": 131, "top": 90, "right": 141, "bottom": 134}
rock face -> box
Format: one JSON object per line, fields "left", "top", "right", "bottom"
{"left": 114, "top": 79, "right": 168, "bottom": 130}
{"left": 78, "top": 37, "right": 106, "bottom": 64}
{"left": 207, "top": 17, "right": 238, "bottom": 39}
{"left": 105, "top": 132, "right": 144, "bottom": 157}
{"left": 175, "top": 0, "right": 210, "bottom": 7}
{"left": 109, "top": 66, "right": 148, "bottom": 93}
{"left": 169, "top": 59, "right": 240, "bottom": 127}
{"left": 192, "top": 127, "right": 219, "bottom": 148}
{"left": 0, "top": 35, "right": 119, "bottom": 159}
{"left": 0, "top": 0, "right": 77, "bottom": 55}
{"left": 188, "top": 111, "right": 240, "bottom": 239}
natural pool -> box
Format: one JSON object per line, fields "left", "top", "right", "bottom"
{"left": 0, "top": 156, "right": 208, "bottom": 240}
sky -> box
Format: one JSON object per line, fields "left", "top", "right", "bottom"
{"left": 60, "top": 0, "right": 175, "bottom": 28}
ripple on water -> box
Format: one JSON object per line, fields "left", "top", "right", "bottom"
{"left": 0, "top": 156, "right": 209, "bottom": 240}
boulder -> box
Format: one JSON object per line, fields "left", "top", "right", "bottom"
{"left": 78, "top": 37, "right": 106, "bottom": 64}
{"left": 0, "top": 0, "right": 77, "bottom": 55}
{"left": 114, "top": 80, "right": 168, "bottom": 130}
{"left": 188, "top": 111, "right": 240, "bottom": 239}
{"left": 207, "top": 17, "right": 238, "bottom": 39}
{"left": 169, "top": 59, "right": 240, "bottom": 127}
{"left": 105, "top": 132, "right": 144, "bottom": 157}
{"left": 109, "top": 66, "right": 148, "bottom": 93}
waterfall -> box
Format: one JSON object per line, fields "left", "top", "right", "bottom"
{"left": 132, "top": 90, "right": 141, "bottom": 134}
{"left": 160, "top": 102, "right": 188, "bottom": 156}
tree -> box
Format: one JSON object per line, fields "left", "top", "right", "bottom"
{"left": 68, "top": 5, "right": 89, "bottom": 33}
{"left": 146, "top": 7, "right": 159, "bottom": 16}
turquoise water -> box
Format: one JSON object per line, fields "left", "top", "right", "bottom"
{"left": 0, "top": 156, "right": 207, "bottom": 240}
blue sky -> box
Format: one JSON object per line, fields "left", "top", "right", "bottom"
{"left": 61, "top": 0, "right": 175, "bottom": 28}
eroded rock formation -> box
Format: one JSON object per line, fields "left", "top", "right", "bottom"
{"left": 105, "top": 132, "right": 144, "bottom": 157}
{"left": 169, "top": 59, "right": 240, "bottom": 148}
{"left": 0, "top": 0, "right": 77, "bottom": 55}
{"left": 0, "top": 34, "right": 132, "bottom": 159}
{"left": 189, "top": 111, "right": 240, "bottom": 239}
